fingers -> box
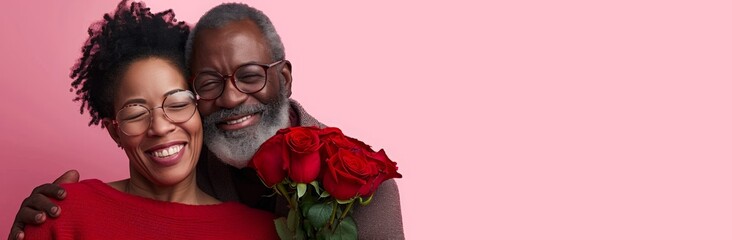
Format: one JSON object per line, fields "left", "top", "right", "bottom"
{"left": 10, "top": 206, "right": 45, "bottom": 240}
{"left": 17, "top": 206, "right": 46, "bottom": 225}
{"left": 9, "top": 224, "right": 25, "bottom": 240}
{"left": 25, "top": 190, "right": 62, "bottom": 217}
{"left": 32, "top": 183, "right": 66, "bottom": 201}
{"left": 53, "top": 169, "right": 79, "bottom": 185}
{"left": 7, "top": 172, "right": 76, "bottom": 240}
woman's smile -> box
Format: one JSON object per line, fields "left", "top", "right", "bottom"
{"left": 145, "top": 142, "right": 187, "bottom": 167}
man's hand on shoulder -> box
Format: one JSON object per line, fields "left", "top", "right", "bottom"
{"left": 8, "top": 170, "right": 79, "bottom": 240}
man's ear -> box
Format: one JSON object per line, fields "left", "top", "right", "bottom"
{"left": 280, "top": 60, "right": 293, "bottom": 98}
{"left": 103, "top": 119, "right": 122, "bottom": 147}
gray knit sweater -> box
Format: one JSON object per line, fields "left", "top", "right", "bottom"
{"left": 196, "top": 99, "right": 405, "bottom": 239}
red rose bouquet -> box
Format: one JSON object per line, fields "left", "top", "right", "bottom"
{"left": 250, "top": 126, "right": 402, "bottom": 240}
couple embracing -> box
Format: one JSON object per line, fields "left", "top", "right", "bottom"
{"left": 9, "top": 1, "right": 403, "bottom": 239}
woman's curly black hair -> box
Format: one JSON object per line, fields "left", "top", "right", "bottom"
{"left": 70, "top": 0, "right": 190, "bottom": 127}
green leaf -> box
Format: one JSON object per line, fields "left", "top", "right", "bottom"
{"left": 297, "top": 183, "right": 308, "bottom": 199}
{"left": 295, "top": 225, "right": 306, "bottom": 240}
{"left": 307, "top": 203, "right": 334, "bottom": 229}
{"left": 336, "top": 198, "right": 354, "bottom": 205}
{"left": 310, "top": 181, "right": 321, "bottom": 195}
{"left": 320, "top": 190, "right": 330, "bottom": 198}
{"left": 304, "top": 219, "right": 315, "bottom": 238}
{"left": 274, "top": 217, "right": 294, "bottom": 240}
{"left": 335, "top": 217, "right": 358, "bottom": 240}
{"left": 359, "top": 194, "right": 374, "bottom": 205}
{"left": 287, "top": 208, "right": 299, "bottom": 231}
{"left": 300, "top": 196, "right": 316, "bottom": 219}
{"left": 319, "top": 216, "right": 358, "bottom": 240}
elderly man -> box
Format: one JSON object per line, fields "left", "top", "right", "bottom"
{"left": 9, "top": 3, "right": 403, "bottom": 240}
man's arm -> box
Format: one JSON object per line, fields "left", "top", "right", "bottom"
{"left": 352, "top": 179, "right": 404, "bottom": 240}
{"left": 7, "top": 170, "right": 79, "bottom": 240}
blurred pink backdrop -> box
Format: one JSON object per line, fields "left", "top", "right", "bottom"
{"left": 1, "top": 0, "right": 731, "bottom": 239}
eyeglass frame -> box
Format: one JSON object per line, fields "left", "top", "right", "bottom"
{"left": 191, "top": 59, "right": 286, "bottom": 101}
{"left": 111, "top": 89, "right": 199, "bottom": 136}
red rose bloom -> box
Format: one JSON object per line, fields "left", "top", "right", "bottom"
{"left": 251, "top": 126, "right": 402, "bottom": 239}
{"left": 318, "top": 127, "right": 343, "bottom": 138}
{"left": 251, "top": 134, "right": 287, "bottom": 187}
{"left": 323, "top": 148, "right": 380, "bottom": 200}
{"left": 361, "top": 149, "right": 401, "bottom": 196}
{"left": 320, "top": 129, "right": 371, "bottom": 155}
{"left": 285, "top": 127, "right": 322, "bottom": 183}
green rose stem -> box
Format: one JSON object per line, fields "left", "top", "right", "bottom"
{"left": 276, "top": 183, "right": 301, "bottom": 237}
{"left": 276, "top": 183, "right": 296, "bottom": 207}
{"left": 328, "top": 201, "right": 338, "bottom": 228}
{"left": 332, "top": 201, "right": 355, "bottom": 232}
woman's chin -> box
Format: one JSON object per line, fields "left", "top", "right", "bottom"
{"left": 143, "top": 160, "right": 196, "bottom": 187}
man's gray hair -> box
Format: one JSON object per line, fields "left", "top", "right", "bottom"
{"left": 184, "top": 3, "right": 285, "bottom": 67}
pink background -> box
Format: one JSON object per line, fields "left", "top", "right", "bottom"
{"left": 1, "top": 0, "right": 731, "bottom": 239}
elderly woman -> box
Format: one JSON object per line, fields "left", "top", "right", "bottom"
{"left": 23, "top": 1, "right": 277, "bottom": 239}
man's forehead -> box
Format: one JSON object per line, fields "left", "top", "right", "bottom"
{"left": 190, "top": 20, "right": 271, "bottom": 70}
{"left": 195, "top": 19, "right": 262, "bottom": 44}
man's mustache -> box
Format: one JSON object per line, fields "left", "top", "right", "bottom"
{"left": 202, "top": 103, "right": 267, "bottom": 125}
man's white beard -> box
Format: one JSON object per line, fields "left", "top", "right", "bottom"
{"left": 202, "top": 91, "right": 290, "bottom": 169}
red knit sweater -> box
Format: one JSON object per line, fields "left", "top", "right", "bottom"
{"left": 24, "top": 179, "right": 278, "bottom": 239}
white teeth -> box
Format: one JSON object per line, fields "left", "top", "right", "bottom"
{"left": 226, "top": 115, "right": 252, "bottom": 125}
{"left": 151, "top": 144, "right": 183, "bottom": 158}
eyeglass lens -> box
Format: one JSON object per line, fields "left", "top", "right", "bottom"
{"left": 116, "top": 90, "right": 197, "bottom": 136}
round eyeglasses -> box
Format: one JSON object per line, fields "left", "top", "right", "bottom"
{"left": 113, "top": 90, "right": 198, "bottom": 136}
{"left": 192, "top": 59, "right": 285, "bottom": 100}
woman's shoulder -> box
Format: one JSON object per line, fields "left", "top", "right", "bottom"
{"left": 22, "top": 179, "right": 114, "bottom": 239}
{"left": 58, "top": 178, "right": 102, "bottom": 188}
{"left": 55, "top": 179, "right": 109, "bottom": 203}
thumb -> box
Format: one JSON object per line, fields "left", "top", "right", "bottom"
{"left": 53, "top": 169, "right": 80, "bottom": 184}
